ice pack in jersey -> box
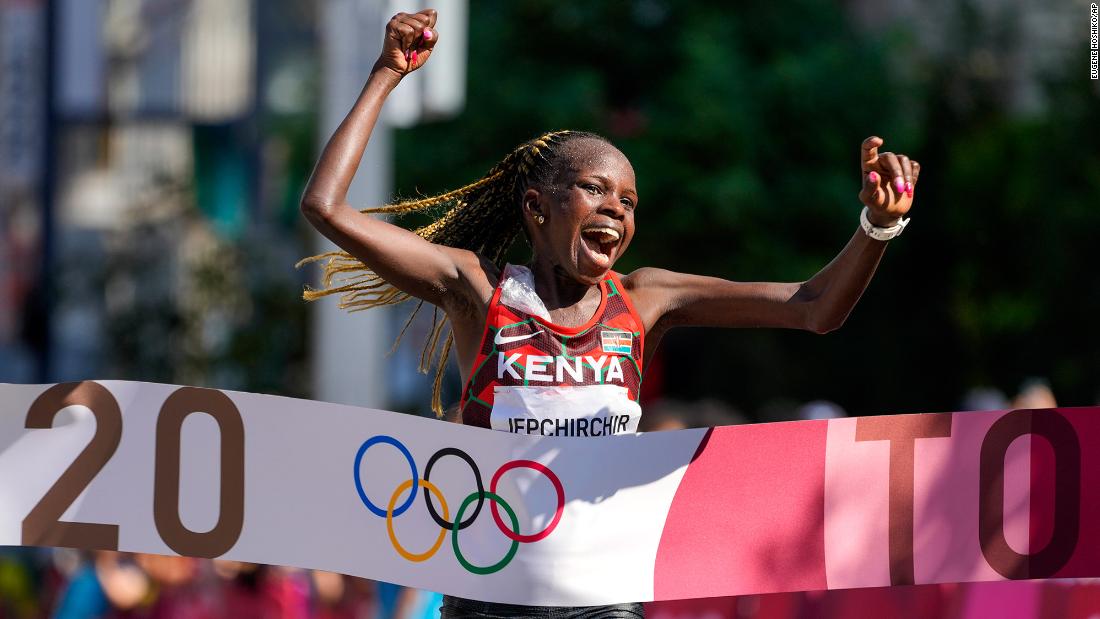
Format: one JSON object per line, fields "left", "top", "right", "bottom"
{"left": 459, "top": 264, "right": 645, "bottom": 437}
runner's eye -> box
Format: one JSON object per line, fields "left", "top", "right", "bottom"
{"left": 582, "top": 183, "right": 600, "bottom": 195}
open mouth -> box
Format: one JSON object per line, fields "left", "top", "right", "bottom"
{"left": 580, "top": 227, "right": 621, "bottom": 269}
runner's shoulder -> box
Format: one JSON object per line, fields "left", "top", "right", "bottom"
{"left": 619, "top": 266, "right": 681, "bottom": 293}
{"left": 618, "top": 267, "right": 683, "bottom": 323}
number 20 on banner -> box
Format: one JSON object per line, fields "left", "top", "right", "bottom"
{"left": 21, "top": 382, "right": 244, "bottom": 558}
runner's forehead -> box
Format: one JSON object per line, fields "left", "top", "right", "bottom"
{"left": 555, "top": 141, "right": 636, "bottom": 187}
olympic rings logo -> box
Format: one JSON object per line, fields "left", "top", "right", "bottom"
{"left": 353, "top": 435, "right": 565, "bottom": 575}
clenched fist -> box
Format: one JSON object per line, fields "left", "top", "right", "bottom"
{"left": 859, "top": 136, "right": 920, "bottom": 227}
{"left": 377, "top": 9, "right": 438, "bottom": 78}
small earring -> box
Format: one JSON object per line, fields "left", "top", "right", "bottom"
{"left": 537, "top": 215, "right": 545, "bottom": 224}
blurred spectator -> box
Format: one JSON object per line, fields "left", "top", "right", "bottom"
{"left": 961, "top": 387, "right": 1010, "bottom": 412}
{"left": 213, "top": 561, "right": 311, "bottom": 619}
{"left": 796, "top": 400, "right": 847, "bottom": 421}
{"left": 395, "top": 589, "right": 443, "bottom": 619}
{"left": 53, "top": 552, "right": 146, "bottom": 619}
{"left": 639, "top": 398, "right": 747, "bottom": 432}
{"left": 311, "top": 571, "right": 375, "bottom": 619}
{"left": 0, "top": 548, "right": 53, "bottom": 618}
{"left": 638, "top": 405, "right": 690, "bottom": 432}
{"left": 1012, "top": 378, "right": 1058, "bottom": 409}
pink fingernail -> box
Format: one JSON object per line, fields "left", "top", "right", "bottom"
{"left": 422, "top": 29, "right": 433, "bottom": 40}
{"left": 905, "top": 181, "right": 913, "bottom": 195}
{"left": 411, "top": 50, "right": 418, "bottom": 65}
{"left": 405, "top": 49, "right": 410, "bottom": 61}
{"left": 894, "top": 178, "right": 905, "bottom": 194}
{"left": 868, "top": 171, "right": 879, "bottom": 184}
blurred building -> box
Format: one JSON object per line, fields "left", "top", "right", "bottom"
{"left": 1, "top": 0, "right": 318, "bottom": 393}
{"left": 0, "top": 0, "right": 49, "bottom": 382}
{"left": 1, "top": 0, "right": 468, "bottom": 411}
{"left": 848, "top": 0, "right": 1082, "bottom": 115}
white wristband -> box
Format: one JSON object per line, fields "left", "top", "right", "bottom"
{"left": 860, "top": 206, "right": 909, "bottom": 241}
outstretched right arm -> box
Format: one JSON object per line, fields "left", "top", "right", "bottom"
{"left": 300, "top": 9, "right": 492, "bottom": 309}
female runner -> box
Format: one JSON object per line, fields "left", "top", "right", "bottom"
{"left": 299, "top": 8, "right": 920, "bottom": 618}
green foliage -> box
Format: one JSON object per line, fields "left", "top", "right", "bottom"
{"left": 395, "top": 0, "right": 1100, "bottom": 415}
{"left": 99, "top": 205, "right": 309, "bottom": 399}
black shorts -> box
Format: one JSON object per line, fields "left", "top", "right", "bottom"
{"left": 440, "top": 596, "right": 645, "bottom": 618}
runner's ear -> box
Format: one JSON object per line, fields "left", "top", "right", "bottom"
{"left": 521, "top": 188, "right": 545, "bottom": 223}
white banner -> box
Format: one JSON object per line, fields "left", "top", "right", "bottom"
{"left": 0, "top": 381, "right": 702, "bottom": 605}
{"left": 4, "top": 381, "right": 1100, "bottom": 605}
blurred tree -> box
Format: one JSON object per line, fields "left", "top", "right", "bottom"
{"left": 391, "top": 0, "right": 1099, "bottom": 417}
{"left": 99, "top": 193, "right": 309, "bottom": 398}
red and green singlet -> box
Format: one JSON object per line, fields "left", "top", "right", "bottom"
{"left": 459, "top": 264, "right": 645, "bottom": 437}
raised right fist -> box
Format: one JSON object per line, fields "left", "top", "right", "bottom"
{"left": 378, "top": 9, "right": 438, "bottom": 77}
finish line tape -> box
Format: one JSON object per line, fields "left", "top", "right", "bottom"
{"left": 1, "top": 380, "right": 1098, "bottom": 605}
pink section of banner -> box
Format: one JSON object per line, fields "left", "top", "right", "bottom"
{"left": 653, "top": 421, "right": 829, "bottom": 599}
{"left": 823, "top": 417, "right": 891, "bottom": 588}
{"left": 1040, "top": 408, "right": 1100, "bottom": 579}
{"left": 825, "top": 412, "right": 1030, "bottom": 588}
{"left": 822, "top": 408, "right": 1100, "bottom": 590}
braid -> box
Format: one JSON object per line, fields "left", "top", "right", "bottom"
{"left": 297, "top": 129, "right": 603, "bottom": 417}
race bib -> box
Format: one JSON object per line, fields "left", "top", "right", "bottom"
{"left": 490, "top": 385, "right": 641, "bottom": 437}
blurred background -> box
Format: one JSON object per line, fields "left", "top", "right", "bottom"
{"left": 1, "top": 0, "right": 1097, "bottom": 617}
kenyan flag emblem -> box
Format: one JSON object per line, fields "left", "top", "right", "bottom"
{"left": 600, "top": 330, "right": 633, "bottom": 355}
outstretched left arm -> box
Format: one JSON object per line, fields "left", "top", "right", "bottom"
{"left": 626, "top": 136, "right": 919, "bottom": 336}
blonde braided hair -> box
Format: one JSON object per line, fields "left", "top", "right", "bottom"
{"left": 297, "top": 130, "right": 607, "bottom": 416}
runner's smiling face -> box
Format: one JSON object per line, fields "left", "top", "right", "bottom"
{"left": 524, "top": 138, "right": 638, "bottom": 285}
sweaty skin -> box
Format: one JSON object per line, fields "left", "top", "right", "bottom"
{"left": 299, "top": 8, "right": 922, "bottom": 389}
